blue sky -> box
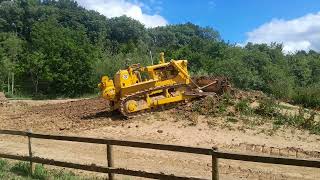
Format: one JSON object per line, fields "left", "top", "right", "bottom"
{"left": 77, "top": 0, "right": 320, "bottom": 52}
{"left": 156, "top": 0, "right": 320, "bottom": 43}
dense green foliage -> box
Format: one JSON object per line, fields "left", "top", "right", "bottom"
{"left": 0, "top": 0, "right": 320, "bottom": 108}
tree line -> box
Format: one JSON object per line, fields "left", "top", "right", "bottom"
{"left": 0, "top": 0, "right": 319, "bottom": 108}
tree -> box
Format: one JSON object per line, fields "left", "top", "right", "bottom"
{"left": 28, "top": 18, "right": 96, "bottom": 96}
{"left": 0, "top": 32, "right": 23, "bottom": 94}
{"left": 0, "top": 1, "right": 23, "bottom": 33}
{"left": 289, "top": 55, "right": 312, "bottom": 87}
{"left": 107, "top": 16, "right": 146, "bottom": 44}
{"left": 23, "top": 51, "right": 46, "bottom": 94}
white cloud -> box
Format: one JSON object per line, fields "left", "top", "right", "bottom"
{"left": 76, "top": 0, "right": 168, "bottom": 28}
{"left": 245, "top": 12, "right": 320, "bottom": 53}
{"left": 208, "top": 1, "right": 216, "bottom": 9}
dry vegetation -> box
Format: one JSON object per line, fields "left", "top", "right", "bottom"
{"left": 172, "top": 89, "right": 320, "bottom": 136}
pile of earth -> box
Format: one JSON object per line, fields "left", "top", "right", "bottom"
{"left": 172, "top": 89, "right": 267, "bottom": 120}
{"left": 0, "top": 98, "right": 131, "bottom": 133}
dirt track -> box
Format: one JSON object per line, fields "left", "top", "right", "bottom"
{"left": 0, "top": 98, "right": 319, "bottom": 179}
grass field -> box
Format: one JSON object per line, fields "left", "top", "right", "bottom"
{"left": 0, "top": 159, "right": 101, "bottom": 180}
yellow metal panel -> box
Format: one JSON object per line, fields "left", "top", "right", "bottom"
{"left": 120, "top": 80, "right": 157, "bottom": 97}
{"left": 154, "top": 94, "right": 185, "bottom": 106}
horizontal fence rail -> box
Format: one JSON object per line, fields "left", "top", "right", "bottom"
{"left": 0, "top": 153, "right": 204, "bottom": 180}
{"left": 0, "top": 129, "right": 319, "bottom": 180}
{"left": 0, "top": 130, "right": 212, "bottom": 155}
{"left": 213, "top": 151, "right": 320, "bottom": 168}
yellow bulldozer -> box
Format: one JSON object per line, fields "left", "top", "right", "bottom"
{"left": 99, "top": 53, "right": 230, "bottom": 117}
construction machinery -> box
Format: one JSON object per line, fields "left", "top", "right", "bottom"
{"left": 99, "top": 52, "right": 230, "bottom": 117}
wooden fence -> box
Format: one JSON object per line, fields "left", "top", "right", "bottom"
{"left": 0, "top": 129, "right": 319, "bottom": 180}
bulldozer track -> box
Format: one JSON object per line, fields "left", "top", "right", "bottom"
{"left": 119, "top": 84, "right": 191, "bottom": 118}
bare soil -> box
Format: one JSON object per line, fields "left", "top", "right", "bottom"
{"left": 0, "top": 92, "right": 7, "bottom": 102}
{"left": 0, "top": 98, "right": 319, "bottom": 179}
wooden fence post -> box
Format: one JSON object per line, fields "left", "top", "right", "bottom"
{"left": 212, "top": 147, "right": 219, "bottom": 180}
{"left": 107, "top": 144, "right": 114, "bottom": 180}
{"left": 27, "top": 129, "right": 34, "bottom": 175}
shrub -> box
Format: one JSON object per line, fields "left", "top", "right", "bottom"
{"left": 10, "top": 161, "right": 31, "bottom": 177}
{"left": 33, "top": 164, "right": 48, "bottom": 180}
{"left": 274, "top": 113, "right": 305, "bottom": 127}
{"left": 292, "top": 84, "right": 320, "bottom": 108}
{"left": 192, "top": 95, "right": 218, "bottom": 115}
{"left": 309, "top": 122, "right": 320, "bottom": 135}
{"left": 53, "top": 170, "right": 78, "bottom": 180}
{"left": 217, "top": 102, "right": 227, "bottom": 113}
{"left": 272, "top": 108, "right": 320, "bottom": 135}
{"left": 0, "top": 159, "right": 8, "bottom": 171}
{"left": 217, "top": 93, "right": 234, "bottom": 113}
{"left": 255, "top": 98, "right": 279, "bottom": 117}
{"left": 235, "top": 99, "right": 252, "bottom": 115}
{"left": 191, "top": 93, "right": 233, "bottom": 115}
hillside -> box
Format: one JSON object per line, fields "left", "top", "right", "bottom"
{"left": 0, "top": 90, "right": 319, "bottom": 179}
{"left": 0, "top": 0, "right": 319, "bottom": 109}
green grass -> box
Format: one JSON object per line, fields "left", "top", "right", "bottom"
{"left": 235, "top": 99, "right": 253, "bottom": 115}
{"left": 79, "top": 93, "right": 99, "bottom": 99}
{"left": 0, "top": 159, "right": 102, "bottom": 180}
{"left": 4, "top": 92, "right": 33, "bottom": 100}
{"left": 10, "top": 162, "right": 31, "bottom": 177}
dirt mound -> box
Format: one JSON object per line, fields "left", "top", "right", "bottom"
{"left": 28, "top": 98, "right": 110, "bottom": 120}
{"left": 172, "top": 89, "right": 267, "bottom": 121}
{"left": 233, "top": 89, "right": 266, "bottom": 102}
{"left": 0, "top": 98, "right": 129, "bottom": 133}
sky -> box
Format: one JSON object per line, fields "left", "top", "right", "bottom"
{"left": 76, "top": 0, "right": 320, "bottom": 53}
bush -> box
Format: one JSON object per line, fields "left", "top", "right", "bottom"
{"left": 10, "top": 161, "right": 31, "bottom": 177}
{"left": 235, "top": 99, "right": 252, "bottom": 115}
{"left": 0, "top": 160, "right": 99, "bottom": 179}
{"left": 33, "top": 164, "right": 48, "bottom": 180}
{"left": 293, "top": 84, "right": 320, "bottom": 108}
{"left": 192, "top": 95, "right": 218, "bottom": 115}
{"left": 52, "top": 170, "right": 78, "bottom": 180}
{"left": 274, "top": 113, "right": 305, "bottom": 127}
{"left": 255, "top": 98, "right": 279, "bottom": 117}
{"left": 309, "top": 122, "right": 320, "bottom": 135}
{"left": 0, "top": 159, "right": 8, "bottom": 171}
{"left": 272, "top": 108, "right": 320, "bottom": 135}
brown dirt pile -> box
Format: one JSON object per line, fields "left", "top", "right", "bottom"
{"left": 27, "top": 98, "right": 110, "bottom": 120}
{"left": 233, "top": 89, "right": 266, "bottom": 102}
{"left": 0, "top": 98, "right": 129, "bottom": 133}
{"left": 173, "top": 89, "right": 266, "bottom": 119}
